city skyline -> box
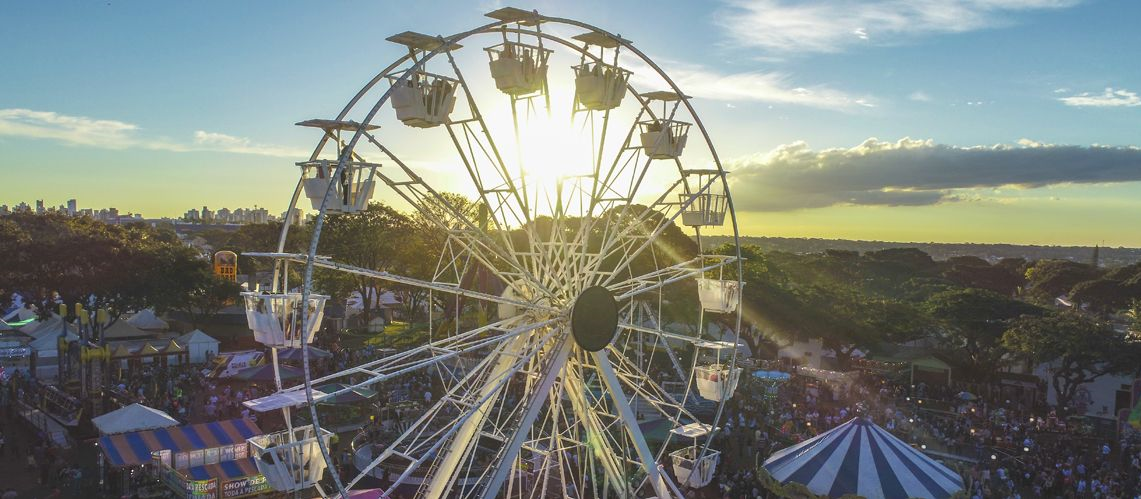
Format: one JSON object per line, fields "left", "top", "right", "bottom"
{"left": 2, "top": 1, "right": 1140, "bottom": 246}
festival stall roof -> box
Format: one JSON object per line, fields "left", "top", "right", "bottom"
{"left": 127, "top": 308, "right": 169, "bottom": 331}
{"left": 102, "top": 320, "right": 155, "bottom": 340}
{"left": 92, "top": 403, "right": 180, "bottom": 435}
{"left": 28, "top": 328, "right": 78, "bottom": 352}
{"left": 99, "top": 418, "right": 263, "bottom": 467}
{"left": 21, "top": 314, "right": 77, "bottom": 337}
{"left": 183, "top": 456, "right": 261, "bottom": 481}
{"left": 763, "top": 417, "right": 963, "bottom": 499}
{"left": 176, "top": 329, "right": 220, "bottom": 346}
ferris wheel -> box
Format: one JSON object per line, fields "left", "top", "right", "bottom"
{"left": 239, "top": 7, "right": 745, "bottom": 498}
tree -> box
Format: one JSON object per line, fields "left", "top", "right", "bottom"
{"left": 1069, "top": 279, "right": 1133, "bottom": 315}
{"left": 316, "top": 203, "right": 414, "bottom": 327}
{"left": 1023, "top": 259, "right": 1100, "bottom": 303}
{"left": 1003, "top": 311, "right": 1136, "bottom": 414}
{"left": 923, "top": 288, "right": 1043, "bottom": 381}
{"left": 0, "top": 213, "right": 214, "bottom": 324}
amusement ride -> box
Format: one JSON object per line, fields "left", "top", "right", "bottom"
{"left": 238, "top": 7, "right": 746, "bottom": 498}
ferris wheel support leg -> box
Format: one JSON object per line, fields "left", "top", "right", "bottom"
{"left": 423, "top": 333, "right": 531, "bottom": 499}
{"left": 477, "top": 336, "right": 573, "bottom": 499}
{"left": 592, "top": 350, "right": 676, "bottom": 499}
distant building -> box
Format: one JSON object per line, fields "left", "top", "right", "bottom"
{"left": 66, "top": 198, "right": 77, "bottom": 216}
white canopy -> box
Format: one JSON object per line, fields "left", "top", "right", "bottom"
{"left": 127, "top": 309, "right": 168, "bottom": 330}
{"left": 176, "top": 329, "right": 221, "bottom": 363}
{"left": 176, "top": 329, "right": 219, "bottom": 345}
{"left": 91, "top": 403, "right": 179, "bottom": 435}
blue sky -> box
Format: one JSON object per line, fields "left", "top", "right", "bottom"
{"left": 2, "top": 1, "right": 1139, "bottom": 245}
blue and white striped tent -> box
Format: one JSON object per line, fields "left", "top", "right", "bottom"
{"left": 763, "top": 417, "right": 963, "bottom": 499}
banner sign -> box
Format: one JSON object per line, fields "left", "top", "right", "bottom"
{"left": 186, "top": 478, "right": 218, "bottom": 499}
{"left": 221, "top": 474, "right": 270, "bottom": 498}
{"left": 209, "top": 350, "right": 264, "bottom": 378}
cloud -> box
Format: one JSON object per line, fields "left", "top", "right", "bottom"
{"left": 908, "top": 91, "right": 932, "bottom": 102}
{"left": 628, "top": 60, "right": 875, "bottom": 111}
{"left": 0, "top": 108, "right": 144, "bottom": 149}
{"left": 726, "top": 137, "right": 1141, "bottom": 211}
{"left": 193, "top": 130, "right": 307, "bottom": 157}
{"left": 716, "top": 0, "right": 1081, "bottom": 54}
{"left": 0, "top": 108, "right": 303, "bottom": 157}
{"left": 1057, "top": 87, "right": 1141, "bottom": 108}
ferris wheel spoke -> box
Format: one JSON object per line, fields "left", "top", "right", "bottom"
{"left": 473, "top": 334, "right": 573, "bottom": 499}
{"left": 609, "top": 256, "right": 738, "bottom": 305}
{"left": 597, "top": 173, "right": 722, "bottom": 288}
{"left": 563, "top": 359, "right": 632, "bottom": 495}
{"left": 361, "top": 137, "right": 553, "bottom": 296}
{"left": 590, "top": 350, "right": 675, "bottom": 498}
{"left": 245, "top": 252, "right": 555, "bottom": 314}
{"left": 351, "top": 323, "right": 564, "bottom": 494}
{"left": 245, "top": 317, "right": 557, "bottom": 412}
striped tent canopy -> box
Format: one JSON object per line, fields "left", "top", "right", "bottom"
{"left": 184, "top": 456, "right": 261, "bottom": 481}
{"left": 99, "top": 418, "right": 262, "bottom": 467}
{"left": 764, "top": 417, "right": 963, "bottom": 499}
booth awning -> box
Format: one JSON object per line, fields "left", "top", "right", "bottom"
{"left": 99, "top": 418, "right": 262, "bottom": 466}
{"left": 185, "top": 456, "right": 261, "bottom": 481}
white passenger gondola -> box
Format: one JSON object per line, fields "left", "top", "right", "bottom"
{"left": 248, "top": 425, "right": 334, "bottom": 492}
{"left": 694, "top": 363, "right": 742, "bottom": 402}
{"left": 388, "top": 70, "right": 458, "bottom": 128}
{"left": 241, "top": 292, "right": 328, "bottom": 349}
{"left": 669, "top": 423, "right": 721, "bottom": 488}
{"left": 571, "top": 32, "right": 632, "bottom": 112}
{"left": 639, "top": 91, "right": 692, "bottom": 159}
{"left": 299, "top": 160, "right": 379, "bottom": 213}
{"left": 487, "top": 41, "right": 550, "bottom": 97}
{"left": 679, "top": 170, "right": 728, "bottom": 227}
{"left": 696, "top": 277, "right": 741, "bottom": 313}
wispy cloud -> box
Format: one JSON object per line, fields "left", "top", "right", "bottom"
{"left": 192, "top": 130, "right": 307, "bottom": 157}
{"left": 0, "top": 108, "right": 304, "bottom": 157}
{"left": 716, "top": 0, "right": 1081, "bottom": 55}
{"left": 908, "top": 91, "right": 932, "bottom": 102}
{"left": 629, "top": 60, "right": 876, "bottom": 111}
{"left": 727, "top": 137, "right": 1141, "bottom": 211}
{"left": 1057, "top": 87, "right": 1141, "bottom": 108}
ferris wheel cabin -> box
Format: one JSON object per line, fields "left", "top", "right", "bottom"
{"left": 385, "top": 32, "right": 462, "bottom": 129}
{"left": 572, "top": 32, "right": 632, "bottom": 111}
{"left": 668, "top": 422, "right": 721, "bottom": 489}
{"left": 248, "top": 424, "right": 335, "bottom": 492}
{"left": 639, "top": 91, "right": 692, "bottom": 159}
{"left": 295, "top": 119, "right": 382, "bottom": 214}
{"left": 240, "top": 292, "right": 329, "bottom": 349}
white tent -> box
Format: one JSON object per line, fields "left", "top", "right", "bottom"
{"left": 92, "top": 403, "right": 179, "bottom": 435}
{"left": 127, "top": 309, "right": 168, "bottom": 331}
{"left": 176, "top": 329, "right": 220, "bottom": 363}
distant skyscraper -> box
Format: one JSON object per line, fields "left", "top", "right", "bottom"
{"left": 1091, "top": 245, "right": 1100, "bottom": 268}
{"left": 66, "top": 198, "right": 77, "bottom": 216}
{"left": 35, "top": 199, "right": 45, "bottom": 214}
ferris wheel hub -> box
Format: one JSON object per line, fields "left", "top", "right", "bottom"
{"left": 570, "top": 285, "right": 619, "bottom": 352}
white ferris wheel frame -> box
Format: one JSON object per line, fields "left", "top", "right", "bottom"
{"left": 249, "top": 9, "right": 745, "bottom": 499}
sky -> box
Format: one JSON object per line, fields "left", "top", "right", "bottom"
{"left": 1, "top": 0, "right": 1139, "bottom": 246}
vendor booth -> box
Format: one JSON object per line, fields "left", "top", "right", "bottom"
{"left": 99, "top": 418, "right": 268, "bottom": 498}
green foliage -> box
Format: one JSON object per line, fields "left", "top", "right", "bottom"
{"left": 0, "top": 212, "right": 224, "bottom": 322}
{"left": 923, "top": 288, "right": 1043, "bottom": 380}
{"left": 1003, "top": 311, "right": 1139, "bottom": 413}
